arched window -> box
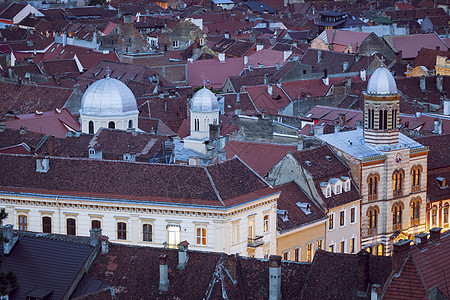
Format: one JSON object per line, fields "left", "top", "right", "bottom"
{"left": 378, "top": 109, "right": 388, "bottom": 130}
{"left": 128, "top": 120, "right": 133, "bottom": 129}
{"left": 108, "top": 121, "right": 115, "bottom": 129}
{"left": 366, "top": 246, "right": 372, "bottom": 254}
{"left": 89, "top": 121, "right": 94, "bottom": 134}
{"left": 92, "top": 220, "right": 101, "bottom": 229}
{"left": 431, "top": 206, "right": 438, "bottom": 227}
{"left": 143, "top": 224, "right": 152, "bottom": 242}
{"left": 411, "top": 165, "right": 422, "bottom": 192}
{"left": 444, "top": 204, "right": 449, "bottom": 227}
{"left": 117, "top": 222, "right": 127, "bottom": 240}
{"left": 410, "top": 197, "right": 422, "bottom": 226}
{"left": 392, "top": 109, "right": 398, "bottom": 129}
{"left": 367, "top": 173, "right": 379, "bottom": 201}
{"left": 194, "top": 119, "right": 199, "bottom": 131}
{"left": 392, "top": 201, "right": 404, "bottom": 231}
{"left": 377, "top": 243, "right": 384, "bottom": 256}
{"left": 393, "top": 169, "right": 404, "bottom": 197}
{"left": 67, "top": 218, "right": 76, "bottom": 236}
{"left": 367, "top": 206, "right": 379, "bottom": 236}
{"left": 42, "top": 216, "right": 52, "bottom": 233}
{"left": 367, "top": 108, "right": 375, "bottom": 129}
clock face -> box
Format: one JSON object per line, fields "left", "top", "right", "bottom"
{"left": 395, "top": 152, "right": 402, "bottom": 164}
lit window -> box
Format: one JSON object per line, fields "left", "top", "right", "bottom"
{"left": 350, "top": 238, "right": 355, "bottom": 253}
{"left": 410, "top": 197, "right": 421, "bottom": 226}
{"left": 18, "top": 215, "right": 27, "bottom": 231}
{"left": 432, "top": 206, "right": 437, "bottom": 227}
{"left": 263, "top": 215, "right": 269, "bottom": 233}
{"left": 143, "top": 224, "right": 153, "bottom": 242}
{"left": 167, "top": 225, "right": 180, "bottom": 248}
{"left": 340, "top": 241, "right": 345, "bottom": 253}
{"left": 248, "top": 219, "right": 255, "bottom": 243}
{"left": 317, "top": 240, "right": 322, "bottom": 250}
{"left": 329, "top": 244, "right": 334, "bottom": 252}
{"left": 329, "top": 214, "right": 334, "bottom": 230}
{"left": 232, "top": 222, "right": 239, "bottom": 244}
{"left": 367, "top": 173, "right": 379, "bottom": 201}
{"left": 393, "top": 169, "right": 404, "bottom": 197}
{"left": 377, "top": 243, "right": 384, "bottom": 256}
{"left": 392, "top": 202, "right": 404, "bottom": 231}
{"left": 367, "top": 206, "right": 379, "bottom": 236}
{"left": 196, "top": 226, "right": 207, "bottom": 245}
{"left": 66, "top": 218, "right": 76, "bottom": 236}
{"left": 117, "top": 222, "right": 127, "bottom": 240}
{"left": 307, "top": 243, "right": 312, "bottom": 262}
{"left": 444, "top": 205, "right": 449, "bottom": 226}
{"left": 411, "top": 165, "right": 422, "bottom": 192}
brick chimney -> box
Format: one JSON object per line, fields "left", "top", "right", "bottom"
{"left": 48, "top": 135, "right": 55, "bottom": 156}
{"left": 429, "top": 227, "right": 442, "bottom": 243}
{"left": 89, "top": 228, "right": 102, "bottom": 247}
{"left": 269, "top": 255, "right": 282, "bottom": 300}
{"left": 159, "top": 254, "right": 169, "bottom": 292}
{"left": 177, "top": 241, "right": 189, "bottom": 270}
{"left": 433, "top": 118, "right": 442, "bottom": 134}
{"left": 101, "top": 235, "right": 109, "bottom": 254}
{"left": 414, "top": 232, "right": 428, "bottom": 249}
{"left": 392, "top": 239, "right": 411, "bottom": 274}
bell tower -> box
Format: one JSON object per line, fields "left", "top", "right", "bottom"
{"left": 363, "top": 67, "right": 400, "bottom": 145}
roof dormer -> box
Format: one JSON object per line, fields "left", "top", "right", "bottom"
{"left": 341, "top": 176, "right": 351, "bottom": 192}
{"left": 328, "top": 178, "right": 342, "bottom": 195}
{"left": 277, "top": 209, "right": 289, "bottom": 222}
{"left": 296, "top": 202, "right": 311, "bottom": 215}
{"left": 320, "top": 182, "right": 332, "bottom": 198}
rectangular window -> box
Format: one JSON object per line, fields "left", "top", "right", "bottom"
{"left": 91, "top": 220, "right": 101, "bottom": 229}
{"left": 340, "top": 241, "right": 345, "bottom": 253}
{"left": 66, "top": 218, "right": 76, "bottom": 236}
{"left": 232, "top": 222, "right": 239, "bottom": 244}
{"left": 350, "top": 238, "right": 355, "bottom": 253}
{"left": 444, "top": 207, "right": 449, "bottom": 226}
{"left": 172, "top": 40, "right": 179, "bottom": 48}
{"left": 351, "top": 207, "right": 355, "bottom": 223}
{"left": 329, "top": 214, "right": 334, "bottom": 230}
{"left": 143, "top": 224, "right": 153, "bottom": 242}
{"left": 263, "top": 215, "right": 269, "bottom": 233}
{"left": 317, "top": 239, "right": 323, "bottom": 250}
{"left": 196, "top": 227, "right": 207, "bottom": 245}
{"left": 340, "top": 210, "right": 345, "bottom": 227}
{"left": 329, "top": 244, "right": 334, "bottom": 252}
{"left": 18, "top": 215, "right": 28, "bottom": 231}
{"left": 117, "top": 222, "right": 127, "bottom": 240}
{"left": 283, "top": 250, "right": 289, "bottom": 261}
{"left": 248, "top": 219, "right": 255, "bottom": 243}
{"left": 307, "top": 243, "right": 312, "bottom": 262}
{"left": 167, "top": 225, "right": 181, "bottom": 248}
{"left": 42, "top": 216, "right": 52, "bottom": 233}
{"left": 294, "top": 247, "right": 300, "bottom": 262}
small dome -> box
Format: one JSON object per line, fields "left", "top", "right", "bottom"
{"left": 80, "top": 77, "right": 138, "bottom": 116}
{"left": 191, "top": 88, "right": 219, "bottom": 112}
{"left": 367, "top": 67, "right": 398, "bottom": 95}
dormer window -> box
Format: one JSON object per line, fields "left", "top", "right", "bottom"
{"left": 326, "top": 186, "right": 331, "bottom": 198}
{"left": 36, "top": 158, "right": 49, "bottom": 173}
{"left": 89, "top": 149, "right": 95, "bottom": 155}
{"left": 341, "top": 176, "right": 351, "bottom": 192}
{"left": 320, "top": 182, "right": 332, "bottom": 198}
{"left": 328, "top": 178, "right": 342, "bottom": 195}
{"left": 123, "top": 153, "right": 135, "bottom": 162}
{"left": 437, "top": 177, "right": 448, "bottom": 189}
{"left": 297, "top": 202, "right": 311, "bottom": 215}
{"left": 277, "top": 209, "right": 289, "bottom": 222}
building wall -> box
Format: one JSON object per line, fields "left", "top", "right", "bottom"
{"left": 326, "top": 201, "right": 361, "bottom": 254}
{"left": 3, "top": 193, "right": 279, "bottom": 258}
{"left": 277, "top": 220, "right": 326, "bottom": 262}
{"left": 436, "top": 56, "right": 450, "bottom": 76}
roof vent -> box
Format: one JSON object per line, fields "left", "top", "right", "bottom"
{"left": 296, "top": 202, "right": 311, "bottom": 215}
{"left": 305, "top": 160, "right": 311, "bottom": 166}
{"left": 436, "top": 177, "right": 448, "bottom": 189}
{"left": 36, "top": 158, "right": 50, "bottom": 173}
{"left": 325, "top": 155, "right": 331, "bottom": 161}
{"left": 277, "top": 209, "right": 289, "bottom": 222}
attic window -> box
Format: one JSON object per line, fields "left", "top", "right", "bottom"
{"left": 325, "top": 155, "right": 331, "bottom": 161}
{"left": 305, "top": 161, "right": 311, "bottom": 166}
{"left": 437, "top": 177, "right": 448, "bottom": 189}
{"left": 305, "top": 113, "right": 313, "bottom": 118}
{"left": 277, "top": 209, "right": 289, "bottom": 222}
{"left": 297, "top": 202, "right": 311, "bottom": 215}
{"left": 36, "top": 158, "right": 49, "bottom": 173}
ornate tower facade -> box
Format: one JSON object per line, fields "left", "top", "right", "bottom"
{"left": 363, "top": 67, "right": 400, "bottom": 145}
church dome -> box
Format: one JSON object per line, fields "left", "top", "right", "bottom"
{"left": 366, "top": 67, "right": 398, "bottom": 95}
{"left": 80, "top": 77, "right": 138, "bottom": 116}
{"left": 190, "top": 87, "right": 219, "bottom": 112}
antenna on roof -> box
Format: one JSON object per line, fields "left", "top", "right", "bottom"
{"left": 105, "top": 67, "right": 111, "bottom": 78}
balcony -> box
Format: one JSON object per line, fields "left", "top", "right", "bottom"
{"left": 248, "top": 236, "right": 264, "bottom": 248}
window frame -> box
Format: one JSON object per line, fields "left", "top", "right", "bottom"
{"left": 339, "top": 210, "right": 345, "bottom": 227}
{"left": 66, "top": 217, "right": 76, "bottom": 236}
{"left": 18, "top": 213, "right": 28, "bottom": 231}
{"left": 196, "top": 225, "right": 207, "bottom": 246}
{"left": 117, "top": 221, "right": 127, "bottom": 240}
{"left": 42, "top": 215, "right": 52, "bottom": 233}
{"left": 350, "top": 207, "right": 356, "bottom": 224}
{"left": 263, "top": 214, "right": 269, "bottom": 233}
{"left": 143, "top": 223, "right": 153, "bottom": 242}
{"left": 232, "top": 221, "right": 240, "bottom": 245}
{"left": 329, "top": 213, "right": 334, "bottom": 230}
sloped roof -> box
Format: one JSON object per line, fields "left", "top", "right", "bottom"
{"left": 224, "top": 140, "right": 296, "bottom": 176}
{"left": 1, "top": 232, "right": 95, "bottom": 300}
{"left": 243, "top": 85, "right": 291, "bottom": 115}
{"left": 0, "top": 3, "right": 26, "bottom": 21}
{"left": 386, "top": 33, "right": 448, "bottom": 59}
{"left": 414, "top": 133, "right": 450, "bottom": 170}
{"left": 187, "top": 57, "right": 244, "bottom": 89}
{"left": 0, "top": 154, "right": 271, "bottom": 207}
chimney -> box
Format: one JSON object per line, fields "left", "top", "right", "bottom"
{"left": 48, "top": 135, "right": 55, "bottom": 156}
{"left": 433, "top": 118, "right": 442, "bottom": 134}
{"left": 90, "top": 228, "right": 102, "bottom": 247}
{"left": 244, "top": 56, "right": 248, "bottom": 65}
{"left": 360, "top": 69, "right": 367, "bottom": 81}
{"left": 218, "top": 53, "right": 225, "bottom": 63}
{"left": 444, "top": 97, "right": 450, "bottom": 116}
{"left": 3, "top": 225, "right": 18, "bottom": 255}
{"left": 356, "top": 250, "right": 370, "bottom": 295}
{"left": 429, "top": 227, "right": 442, "bottom": 243}
{"left": 436, "top": 75, "right": 443, "bottom": 92}
{"left": 209, "top": 124, "right": 220, "bottom": 140}
{"left": 264, "top": 73, "right": 269, "bottom": 84}
{"left": 19, "top": 126, "right": 27, "bottom": 135}
{"left": 261, "top": 109, "right": 266, "bottom": 119}
{"left": 225, "top": 30, "right": 230, "bottom": 39}
{"left": 268, "top": 84, "right": 273, "bottom": 96}
{"left": 249, "top": 64, "right": 254, "bottom": 71}
{"left": 276, "top": 63, "right": 280, "bottom": 70}
{"left": 256, "top": 44, "right": 263, "bottom": 51}
{"left": 317, "top": 50, "right": 322, "bottom": 62}
{"left": 159, "top": 254, "right": 169, "bottom": 292}
{"left": 177, "top": 241, "right": 189, "bottom": 270}
{"left": 392, "top": 239, "right": 411, "bottom": 274}
{"left": 101, "top": 235, "right": 109, "bottom": 254}
{"left": 335, "top": 123, "right": 340, "bottom": 133}
{"left": 420, "top": 77, "right": 426, "bottom": 92}
{"left": 297, "top": 133, "right": 304, "bottom": 151}
{"left": 414, "top": 232, "right": 428, "bottom": 248}
{"left": 235, "top": 93, "right": 242, "bottom": 115}
{"left": 269, "top": 255, "right": 282, "bottom": 300}
{"left": 343, "top": 61, "right": 349, "bottom": 71}
{"left": 314, "top": 124, "right": 324, "bottom": 136}
{"left": 283, "top": 50, "right": 292, "bottom": 61}
{"left": 338, "top": 113, "right": 346, "bottom": 128}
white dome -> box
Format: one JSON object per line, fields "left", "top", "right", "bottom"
{"left": 367, "top": 67, "right": 398, "bottom": 95}
{"left": 191, "top": 88, "right": 219, "bottom": 112}
{"left": 80, "top": 78, "right": 138, "bottom": 116}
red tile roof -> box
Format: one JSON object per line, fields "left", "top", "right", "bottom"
{"left": 223, "top": 140, "right": 296, "bottom": 176}
{"left": 243, "top": 85, "right": 291, "bottom": 115}
{"left": 187, "top": 57, "right": 245, "bottom": 89}
{"left": 391, "top": 33, "right": 448, "bottom": 59}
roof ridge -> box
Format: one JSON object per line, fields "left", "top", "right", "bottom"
{"left": 203, "top": 166, "right": 224, "bottom": 206}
